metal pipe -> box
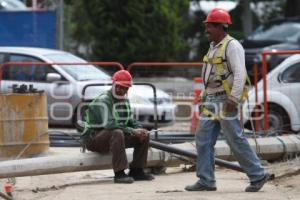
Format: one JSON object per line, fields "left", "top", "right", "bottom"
{"left": 48, "top": 131, "right": 300, "bottom": 162}
{"left": 261, "top": 50, "right": 300, "bottom": 55}
{"left": 261, "top": 53, "right": 269, "bottom": 131}
{"left": 1, "top": 135, "right": 299, "bottom": 178}
{"left": 253, "top": 63, "right": 259, "bottom": 131}
{"left": 134, "top": 83, "right": 158, "bottom": 139}
{"left": 149, "top": 140, "right": 244, "bottom": 172}
{"left": 0, "top": 147, "right": 180, "bottom": 178}
{"left": 58, "top": 0, "right": 64, "bottom": 50}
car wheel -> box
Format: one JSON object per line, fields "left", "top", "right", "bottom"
{"left": 259, "top": 105, "right": 290, "bottom": 134}
{"left": 246, "top": 104, "right": 291, "bottom": 134}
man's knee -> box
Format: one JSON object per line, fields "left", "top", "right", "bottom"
{"left": 138, "top": 134, "right": 150, "bottom": 148}
{"left": 144, "top": 134, "right": 150, "bottom": 143}
{"left": 111, "top": 129, "right": 125, "bottom": 141}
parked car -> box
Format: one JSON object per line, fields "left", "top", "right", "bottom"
{"left": 0, "top": 47, "right": 176, "bottom": 129}
{"left": 0, "top": 0, "right": 27, "bottom": 10}
{"left": 243, "top": 54, "right": 300, "bottom": 133}
{"left": 241, "top": 17, "right": 300, "bottom": 78}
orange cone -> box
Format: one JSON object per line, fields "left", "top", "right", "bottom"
{"left": 190, "top": 77, "right": 204, "bottom": 134}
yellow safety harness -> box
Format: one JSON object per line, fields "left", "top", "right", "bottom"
{"left": 201, "top": 36, "right": 251, "bottom": 120}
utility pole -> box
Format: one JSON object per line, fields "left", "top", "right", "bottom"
{"left": 32, "top": 0, "right": 37, "bottom": 10}
{"left": 58, "top": 0, "right": 64, "bottom": 50}
{"left": 241, "top": 0, "right": 252, "bottom": 36}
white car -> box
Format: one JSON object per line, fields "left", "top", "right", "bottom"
{"left": 0, "top": 0, "right": 27, "bottom": 10}
{"left": 0, "top": 47, "right": 176, "bottom": 129}
{"left": 243, "top": 54, "right": 300, "bottom": 133}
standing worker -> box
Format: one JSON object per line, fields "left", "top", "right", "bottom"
{"left": 185, "top": 8, "right": 270, "bottom": 192}
{"left": 82, "top": 70, "right": 154, "bottom": 184}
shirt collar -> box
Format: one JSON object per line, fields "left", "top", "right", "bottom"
{"left": 210, "top": 34, "right": 230, "bottom": 49}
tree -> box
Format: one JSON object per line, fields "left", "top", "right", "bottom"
{"left": 285, "top": 0, "right": 300, "bottom": 17}
{"left": 69, "top": 0, "right": 190, "bottom": 65}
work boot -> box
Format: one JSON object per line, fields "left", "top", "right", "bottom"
{"left": 245, "top": 173, "right": 271, "bottom": 192}
{"left": 128, "top": 168, "right": 154, "bottom": 181}
{"left": 185, "top": 182, "right": 217, "bottom": 191}
{"left": 114, "top": 170, "right": 134, "bottom": 184}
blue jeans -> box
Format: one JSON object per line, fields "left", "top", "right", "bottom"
{"left": 196, "top": 94, "right": 265, "bottom": 187}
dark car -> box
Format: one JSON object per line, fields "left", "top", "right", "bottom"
{"left": 241, "top": 17, "right": 300, "bottom": 79}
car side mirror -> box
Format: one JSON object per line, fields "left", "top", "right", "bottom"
{"left": 46, "top": 73, "right": 62, "bottom": 82}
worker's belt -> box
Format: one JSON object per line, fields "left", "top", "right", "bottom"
{"left": 207, "top": 91, "right": 227, "bottom": 97}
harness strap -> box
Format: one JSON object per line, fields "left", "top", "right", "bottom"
{"left": 201, "top": 36, "right": 251, "bottom": 120}
{"left": 203, "top": 36, "right": 250, "bottom": 100}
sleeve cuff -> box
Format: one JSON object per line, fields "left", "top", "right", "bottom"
{"left": 228, "top": 95, "right": 239, "bottom": 104}
{"left": 123, "top": 127, "right": 134, "bottom": 135}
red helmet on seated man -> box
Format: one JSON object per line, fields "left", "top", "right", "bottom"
{"left": 112, "top": 70, "right": 133, "bottom": 88}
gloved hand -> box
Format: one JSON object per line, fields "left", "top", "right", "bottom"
{"left": 223, "top": 99, "right": 238, "bottom": 114}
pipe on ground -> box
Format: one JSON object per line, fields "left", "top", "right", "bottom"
{"left": 150, "top": 140, "right": 244, "bottom": 172}
{"left": 0, "top": 141, "right": 243, "bottom": 179}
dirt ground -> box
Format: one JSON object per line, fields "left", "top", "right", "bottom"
{"left": 1, "top": 157, "right": 299, "bottom": 200}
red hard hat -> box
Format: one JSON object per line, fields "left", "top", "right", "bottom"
{"left": 112, "top": 70, "right": 132, "bottom": 88}
{"left": 204, "top": 8, "right": 232, "bottom": 25}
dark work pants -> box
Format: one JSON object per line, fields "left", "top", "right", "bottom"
{"left": 85, "top": 129, "right": 149, "bottom": 172}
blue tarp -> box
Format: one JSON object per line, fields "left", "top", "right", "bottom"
{"left": 0, "top": 11, "right": 56, "bottom": 48}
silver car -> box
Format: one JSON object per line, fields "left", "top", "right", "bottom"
{"left": 243, "top": 54, "right": 300, "bottom": 133}
{"left": 0, "top": 47, "right": 176, "bottom": 129}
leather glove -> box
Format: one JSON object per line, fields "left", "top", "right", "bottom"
{"left": 223, "top": 99, "right": 238, "bottom": 114}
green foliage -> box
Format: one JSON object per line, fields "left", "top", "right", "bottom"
{"left": 253, "top": 0, "right": 286, "bottom": 23}
{"left": 69, "top": 0, "right": 190, "bottom": 65}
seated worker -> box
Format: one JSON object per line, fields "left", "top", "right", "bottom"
{"left": 82, "top": 70, "right": 154, "bottom": 184}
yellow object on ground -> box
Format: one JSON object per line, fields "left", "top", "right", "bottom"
{"left": 0, "top": 93, "right": 49, "bottom": 160}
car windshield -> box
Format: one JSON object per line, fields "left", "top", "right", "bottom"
{"left": 248, "top": 21, "right": 300, "bottom": 43}
{"left": 44, "top": 53, "right": 111, "bottom": 81}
